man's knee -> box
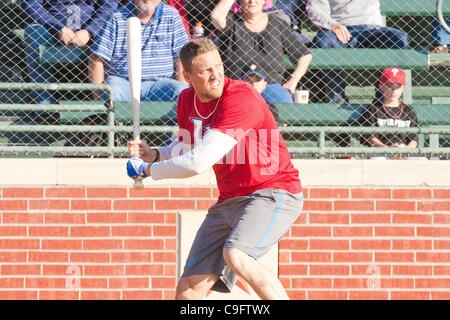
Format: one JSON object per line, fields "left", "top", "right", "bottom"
{"left": 223, "top": 247, "right": 252, "bottom": 275}
{"left": 175, "top": 274, "right": 219, "bottom": 300}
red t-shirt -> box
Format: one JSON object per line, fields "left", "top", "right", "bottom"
{"left": 176, "top": 78, "right": 302, "bottom": 202}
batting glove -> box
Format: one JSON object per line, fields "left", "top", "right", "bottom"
{"left": 127, "top": 157, "right": 149, "bottom": 180}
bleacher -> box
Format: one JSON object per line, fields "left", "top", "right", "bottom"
{"left": 0, "top": 0, "right": 449, "bottom": 158}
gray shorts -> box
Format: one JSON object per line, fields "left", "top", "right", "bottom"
{"left": 181, "top": 188, "right": 303, "bottom": 293}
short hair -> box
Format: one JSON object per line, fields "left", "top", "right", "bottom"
{"left": 179, "top": 38, "right": 219, "bottom": 73}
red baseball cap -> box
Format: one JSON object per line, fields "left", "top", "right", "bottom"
{"left": 379, "top": 67, "right": 406, "bottom": 86}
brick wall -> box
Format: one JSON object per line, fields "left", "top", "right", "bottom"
{"left": 0, "top": 185, "right": 448, "bottom": 300}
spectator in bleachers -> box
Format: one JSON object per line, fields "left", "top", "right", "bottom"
{"left": 306, "top": 0, "right": 409, "bottom": 104}
{"left": 211, "top": 0, "right": 312, "bottom": 104}
{"left": 359, "top": 67, "right": 418, "bottom": 159}
{"left": 21, "top": 0, "right": 118, "bottom": 104}
{"left": 88, "top": 0, "right": 190, "bottom": 102}
{"left": 430, "top": 17, "right": 449, "bottom": 56}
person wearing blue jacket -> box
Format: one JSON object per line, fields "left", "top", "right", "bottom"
{"left": 21, "top": 0, "right": 118, "bottom": 104}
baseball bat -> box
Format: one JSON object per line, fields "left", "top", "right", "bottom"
{"left": 127, "top": 17, "right": 144, "bottom": 190}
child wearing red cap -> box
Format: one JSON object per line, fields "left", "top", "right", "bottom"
{"left": 359, "top": 67, "right": 419, "bottom": 159}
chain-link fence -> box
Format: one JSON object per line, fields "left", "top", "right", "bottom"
{"left": 0, "top": 0, "right": 449, "bottom": 158}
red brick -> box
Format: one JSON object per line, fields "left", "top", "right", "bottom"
{"left": 163, "top": 290, "right": 176, "bottom": 300}
{"left": 351, "top": 213, "right": 391, "bottom": 224}
{"left": 417, "top": 227, "right": 450, "bottom": 237}
{"left": 81, "top": 291, "right": 121, "bottom": 300}
{"left": 70, "top": 252, "right": 110, "bottom": 263}
{"left": 0, "top": 226, "right": 27, "bottom": 236}
{"left": 375, "top": 226, "right": 415, "bottom": 237}
{"left": 0, "top": 200, "right": 27, "bottom": 211}
{"left": 171, "top": 187, "right": 212, "bottom": 198}
{"left": 26, "top": 278, "right": 66, "bottom": 289}
{"left": 376, "top": 200, "right": 415, "bottom": 212}
{"left": 291, "top": 252, "right": 331, "bottom": 263}
{"left": 351, "top": 265, "right": 391, "bottom": 276}
{"left": 309, "top": 213, "right": 349, "bottom": 224}
{"left": 111, "top": 226, "right": 151, "bottom": 237}
{"left": 153, "top": 225, "right": 176, "bottom": 237}
{"left": 310, "top": 239, "right": 349, "bottom": 250}
{"left": 2, "top": 212, "right": 43, "bottom": 224}
{"left": 392, "top": 265, "right": 432, "bottom": 276}
{"left": 334, "top": 226, "right": 373, "bottom": 237}
{"left": 0, "top": 277, "right": 25, "bottom": 288}
{"left": 292, "top": 278, "right": 332, "bottom": 288}
{"left": 0, "top": 239, "right": 39, "bottom": 250}
{"left": 392, "top": 240, "right": 432, "bottom": 250}
{"left": 42, "top": 265, "right": 80, "bottom": 276}
{"left": 286, "top": 290, "right": 306, "bottom": 300}
{"left": 71, "top": 199, "right": 111, "bottom": 211}
{"left": 84, "top": 265, "right": 124, "bottom": 276}
{"left": 3, "top": 188, "right": 43, "bottom": 198}
{"left": 70, "top": 226, "right": 111, "bottom": 237}
{"left": 333, "top": 252, "right": 373, "bottom": 263}
{"left": 393, "top": 213, "right": 432, "bottom": 224}
{"left": 310, "top": 265, "right": 349, "bottom": 276}
{"left": 1, "top": 265, "right": 40, "bottom": 275}
{"left": 334, "top": 278, "right": 367, "bottom": 289}
{"left": 114, "top": 199, "right": 154, "bottom": 210}
{"left": 308, "top": 290, "right": 348, "bottom": 300}
{"left": 45, "top": 213, "right": 85, "bottom": 224}
{"left": 126, "top": 264, "right": 164, "bottom": 276}
{"left": 380, "top": 278, "right": 414, "bottom": 288}
{"left": 0, "top": 291, "right": 37, "bottom": 300}
{"left": 28, "top": 252, "right": 68, "bottom": 263}
{"left": 45, "top": 188, "right": 85, "bottom": 198}
{"left": 351, "top": 188, "right": 391, "bottom": 199}
{"left": 309, "top": 188, "right": 349, "bottom": 199}
{"left": 391, "top": 291, "right": 430, "bottom": 300}
{"left": 151, "top": 277, "right": 176, "bottom": 289}
{"left": 375, "top": 252, "right": 414, "bottom": 262}
{"left": 39, "top": 291, "right": 80, "bottom": 300}
{"left": 302, "top": 200, "right": 333, "bottom": 211}
{"left": 417, "top": 201, "right": 450, "bottom": 212}
{"left": 434, "top": 214, "right": 450, "bottom": 224}
{"left": 0, "top": 252, "right": 27, "bottom": 263}
{"left": 122, "top": 290, "right": 163, "bottom": 300}
{"left": 415, "top": 278, "right": 450, "bottom": 288}
{"left": 432, "top": 292, "right": 450, "bottom": 300}
{"left": 29, "top": 199, "right": 69, "bottom": 210}
{"left": 334, "top": 200, "right": 374, "bottom": 211}
{"left": 294, "top": 213, "right": 307, "bottom": 224}
{"left": 416, "top": 252, "right": 450, "bottom": 263}
{"left": 351, "top": 239, "right": 391, "bottom": 250}
{"left": 87, "top": 212, "right": 127, "bottom": 224}
{"left": 279, "top": 276, "right": 291, "bottom": 289}
{"left": 42, "top": 240, "right": 82, "bottom": 250}
{"left": 80, "top": 278, "right": 108, "bottom": 289}
{"left": 29, "top": 226, "right": 68, "bottom": 237}
{"left": 278, "top": 264, "right": 308, "bottom": 276}
{"left": 434, "top": 266, "right": 450, "bottom": 275}
{"left": 349, "top": 291, "right": 389, "bottom": 300}
{"left": 124, "top": 239, "right": 164, "bottom": 250}
{"left": 393, "top": 189, "right": 432, "bottom": 199}
{"left": 151, "top": 252, "right": 175, "bottom": 263}
{"left": 164, "top": 265, "right": 177, "bottom": 276}
{"left": 155, "top": 199, "right": 195, "bottom": 210}
{"left": 434, "top": 240, "right": 450, "bottom": 250}
{"left": 83, "top": 239, "right": 123, "bottom": 250}
{"left": 129, "top": 187, "right": 169, "bottom": 198}
{"left": 112, "top": 252, "right": 151, "bottom": 263}
{"left": 109, "top": 278, "right": 150, "bottom": 289}
{"left": 87, "top": 187, "right": 127, "bottom": 198}
{"left": 165, "top": 213, "right": 177, "bottom": 224}
{"left": 278, "top": 239, "right": 308, "bottom": 250}
{"left": 434, "top": 189, "right": 450, "bottom": 199}
{"left": 196, "top": 199, "right": 217, "bottom": 210}
{"left": 128, "top": 212, "right": 165, "bottom": 223}
{"left": 278, "top": 251, "right": 290, "bottom": 263}
{"left": 291, "top": 226, "right": 331, "bottom": 237}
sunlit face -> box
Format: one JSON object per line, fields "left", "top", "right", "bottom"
{"left": 134, "top": 0, "right": 160, "bottom": 14}
{"left": 243, "top": 74, "right": 267, "bottom": 94}
{"left": 238, "top": 0, "right": 265, "bottom": 15}
{"left": 183, "top": 50, "right": 225, "bottom": 102}
{"left": 379, "top": 82, "right": 404, "bottom": 102}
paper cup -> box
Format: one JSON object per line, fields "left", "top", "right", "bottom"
{"left": 294, "top": 90, "right": 309, "bottom": 104}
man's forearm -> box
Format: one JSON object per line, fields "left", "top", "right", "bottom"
{"left": 88, "top": 53, "right": 105, "bottom": 85}
{"left": 211, "top": 0, "right": 235, "bottom": 30}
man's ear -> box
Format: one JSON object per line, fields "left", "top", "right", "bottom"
{"left": 183, "top": 70, "right": 191, "bottom": 84}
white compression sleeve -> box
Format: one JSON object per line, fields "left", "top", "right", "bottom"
{"left": 155, "top": 139, "right": 186, "bottom": 161}
{"left": 150, "top": 129, "right": 237, "bottom": 180}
